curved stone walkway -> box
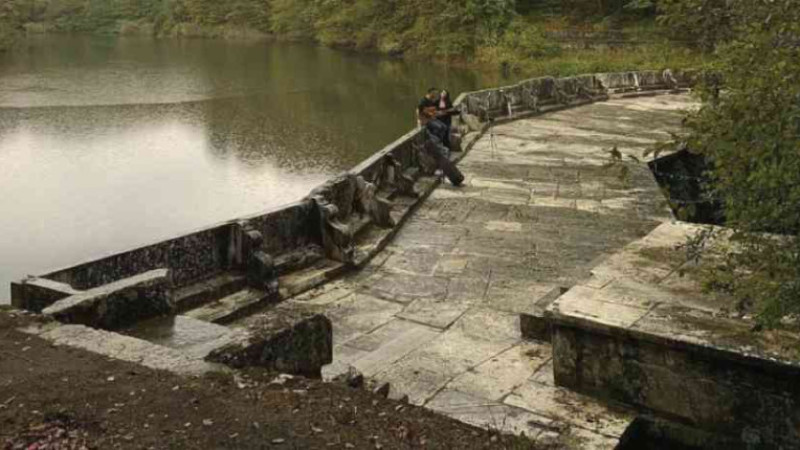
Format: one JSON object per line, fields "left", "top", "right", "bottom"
{"left": 284, "top": 94, "right": 696, "bottom": 448}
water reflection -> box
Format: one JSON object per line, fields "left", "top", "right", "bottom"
{"left": 0, "top": 35, "right": 497, "bottom": 300}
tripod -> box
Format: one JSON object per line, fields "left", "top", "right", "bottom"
{"left": 487, "top": 116, "right": 498, "bottom": 160}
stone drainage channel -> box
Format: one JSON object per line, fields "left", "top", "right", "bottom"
{"left": 10, "top": 71, "right": 717, "bottom": 449}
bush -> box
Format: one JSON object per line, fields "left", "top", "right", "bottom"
{"left": 0, "top": 0, "right": 24, "bottom": 52}
{"left": 661, "top": 0, "right": 800, "bottom": 326}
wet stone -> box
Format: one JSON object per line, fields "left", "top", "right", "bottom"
{"left": 359, "top": 273, "right": 449, "bottom": 305}
{"left": 209, "top": 305, "right": 333, "bottom": 377}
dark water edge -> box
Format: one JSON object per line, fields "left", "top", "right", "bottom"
{"left": 0, "top": 35, "right": 510, "bottom": 301}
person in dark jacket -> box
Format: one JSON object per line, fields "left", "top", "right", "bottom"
{"left": 418, "top": 103, "right": 464, "bottom": 187}
{"left": 417, "top": 87, "right": 440, "bottom": 127}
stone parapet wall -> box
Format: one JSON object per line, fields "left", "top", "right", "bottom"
{"left": 10, "top": 123, "right": 433, "bottom": 313}
{"left": 459, "top": 69, "right": 696, "bottom": 121}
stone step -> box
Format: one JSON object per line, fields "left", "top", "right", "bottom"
{"left": 278, "top": 258, "right": 347, "bottom": 300}
{"left": 182, "top": 259, "right": 348, "bottom": 326}
{"left": 172, "top": 272, "right": 248, "bottom": 314}
{"left": 121, "top": 314, "right": 245, "bottom": 360}
{"left": 183, "top": 288, "right": 270, "bottom": 325}
{"left": 351, "top": 176, "right": 441, "bottom": 268}
{"left": 519, "top": 286, "right": 569, "bottom": 342}
{"left": 21, "top": 321, "right": 222, "bottom": 376}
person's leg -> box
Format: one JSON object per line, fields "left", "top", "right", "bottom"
{"left": 425, "top": 132, "right": 463, "bottom": 186}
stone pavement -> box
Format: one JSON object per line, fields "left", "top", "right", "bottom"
{"left": 271, "top": 94, "right": 696, "bottom": 447}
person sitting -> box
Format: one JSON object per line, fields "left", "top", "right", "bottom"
{"left": 437, "top": 89, "right": 455, "bottom": 128}
{"left": 437, "top": 89, "right": 458, "bottom": 149}
{"left": 416, "top": 87, "right": 440, "bottom": 128}
{"left": 417, "top": 103, "right": 464, "bottom": 187}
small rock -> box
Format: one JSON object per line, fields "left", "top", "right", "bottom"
{"left": 372, "top": 382, "right": 390, "bottom": 398}
{"left": 270, "top": 374, "right": 295, "bottom": 385}
{"left": 292, "top": 389, "right": 308, "bottom": 396}
{"left": 202, "top": 419, "right": 213, "bottom": 427}
{"left": 272, "top": 438, "right": 285, "bottom": 444}
{"left": 345, "top": 444, "right": 355, "bottom": 449}
{"left": 345, "top": 368, "right": 363, "bottom": 389}
{"left": 184, "top": 422, "right": 192, "bottom": 428}
{"left": 107, "top": 376, "right": 115, "bottom": 382}
{"left": 311, "top": 427, "right": 323, "bottom": 434}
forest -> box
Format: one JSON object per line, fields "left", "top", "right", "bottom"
{"left": 1, "top": 0, "right": 696, "bottom": 75}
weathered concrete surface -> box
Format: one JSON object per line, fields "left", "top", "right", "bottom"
{"left": 210, "top": 305, "right": 333, "bottom": 377}
{"left": 286, "top": 93, "right": 695, "bottom": 447}
{"left": 122, "top": 314, "right": 246, "bottom": 360}
{"left": 22, "top": 320, "right": 222, "bottom": 376}
{"left": 548, "top": 221, "right": 800, "bottom": 449}
{"left": 42, "top": 269, "right": 172, "bottom": 330}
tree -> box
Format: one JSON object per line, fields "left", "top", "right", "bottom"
{"left": 0, "top": 0, "right": 24, "bottom": 52}
{"left": 661, "top": 0, "right": 800, "bottom": 326}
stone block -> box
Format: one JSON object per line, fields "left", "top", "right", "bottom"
{"left": 426, "top": 389, "right": 554, "bottom": 438}
{"left": 208, "top": 306, "right": 333, "bottom": 377}
{"left": 42, "top": 269, "right": 172, "bottom": 330}
{"left": 505, "top": 380, "right": 633, "bottom": 439}
{"left": 11, "top": 277, "right": 79, "bottom": 313}
{"left": 342, "top": 319, "right": 441, "bottom": 377}
{"left": 551, "top": 322, "right": 800, "bottom": 448}
{"left": 24, "top": 322, "right": 219, "bottom": 376}
{"left": 448, "top": 342, "right": 552, "bottom": 401}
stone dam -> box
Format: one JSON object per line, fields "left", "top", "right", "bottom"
{"left": 8, "top": 70, "right": 800, "bottom": 449}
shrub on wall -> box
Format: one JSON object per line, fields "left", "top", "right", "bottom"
{"left": 661, "top": 0, "right": 800, "bottom": 326}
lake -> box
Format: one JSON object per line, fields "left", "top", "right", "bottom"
{"left": 0, "top": 35, "right": 495, "bottom": 300}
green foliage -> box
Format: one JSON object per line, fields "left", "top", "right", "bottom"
{"left": 657, "top": 0, "right": 737, "bottom": 51}
{"left": 269, "top": 0, "right": 314, "bottom": 38}
{"left": 0, "top": 0, "right": 25, "bottom": 51}
{"left": 662, "top": 0, "right": 800, "bottom": 326}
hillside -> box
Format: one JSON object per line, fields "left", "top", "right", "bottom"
{"left": 2, "top": 0, "right": 702, "bottom": 75}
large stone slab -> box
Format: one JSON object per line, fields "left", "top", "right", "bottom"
{"left": 323, "top": 293, "right": 403, "bottom": 344}
{"left": 447, "top": 342, "right": 552, "bottom": 401}
{"left": 505, "top": 381, "right": 633, "bottom": 438}
{"left": 23, "top": 321, "right": 220, "bottom": 376}
{"left": 209, "top": 305, "right": 332, "bottom": 377}
{"left": 342, "top": 319, "right": 441, "bottom": 377}
{"left": 548, "top": 222, "right": 800, "bottom": 449}
{"left": 122, "top": 315, "right": 244, "bottom": 360}
{"left": 426, "top": 389, "right": 553, "bottom": 438}
{"left": 42, "top": 269, "right": 172, "bottom": 330}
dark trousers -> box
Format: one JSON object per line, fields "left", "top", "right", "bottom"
{"left": 424, "top": 128, "right": 464, "bottom": 186}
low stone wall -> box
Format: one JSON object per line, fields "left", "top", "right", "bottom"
{"left": 11, "top": 201, "right": 317, "bottom": 311}
{"left": 11, "top": 126, "right": 434, "bottom": 313}
{"left": 553, "top": 324, "right": 800, "bottom": 449}
{"left": 459, "top": 69, "right": 695, "bottom": 121}
{"left": 42, "top": 269, "right": 172, "bottom": 330}
{"left": 547, "top": 222, "right": 800, "bottom": 449}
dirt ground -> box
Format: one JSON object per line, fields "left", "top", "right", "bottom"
{"left": 0, "top": 308, "right": 550, "bottom": 450}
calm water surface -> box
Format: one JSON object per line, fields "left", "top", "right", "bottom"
{"left": 0, "top": 35, "right": 496, "bottom": 300}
